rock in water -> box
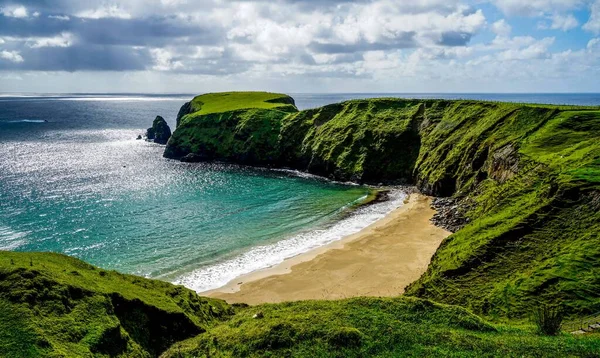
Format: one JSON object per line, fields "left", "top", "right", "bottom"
{"left": 147, "top": 116, "right": 172, "bottom": 144}
{"left": 146, "top": 127, "right": 155, "bottom": 140}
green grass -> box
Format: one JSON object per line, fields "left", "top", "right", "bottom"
{"left": 166, "top": 93, "right": 600, "bottom": 319}
{"left": 182, "top": 92, "right": 297, "bottom": 124}
{"left": 162, "top": 297, "right": 600, "bottom": 358}
{"left": 0, "top": 252, "right": 232, "bottom": 357}
{"left": 2, "top": 253, "right": 600, "bottom": 357}
{"left": 5, "top": 94, "right": 600, "bottom": 356}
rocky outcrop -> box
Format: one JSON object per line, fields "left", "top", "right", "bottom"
{"left": 176, "top": 101, "right": 193, "bottom": 128}
{"left": 163, "top": 94, "right": 600, "bottom": 317}
{"left": 146, "top": 116, "right": 172, "bottom": 145}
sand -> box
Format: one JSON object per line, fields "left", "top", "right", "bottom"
{"left": 204, "top": 193, "right": 450, "bottom": 305}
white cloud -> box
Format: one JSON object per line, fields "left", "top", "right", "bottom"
{"left": 584, "top": 0, "right": 600, "bottom": 34}
{"left": 191, "top": 46, "right": 225, "bottom": 59}
{"left": 0, "top": 50, "right": 24, "bottom": 63}
{"left": 27, "top": 33, "right": 75, "bottom": 48}
{"left": 498, "top": 37, "right": 555, "bottom": 60}
{"left": 493, "top": 0, "right": 583, "bottom": 16}
{"left": 491, "top": 19, "right": 512, "bottom": 37}
{"left": 539, "top": 14, "right": 579, "bottom": 31}
{"left": 588, "top": 37, "right": 600, "bottom": 49}
{"left": 151, "top": 48, "right": 183, "bottom": 71}
{"left": 0, "top": 5, "right": 28, "bottom": 18}
{"left": 48, "top": 15, "right": 71, "bottom": 21}
{"left": 77, "top": 4, "right": 131, "bottom": 19}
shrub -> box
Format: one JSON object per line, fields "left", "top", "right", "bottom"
{"left": 532, "top": 305, "right": 563, "bottom": 336}
{"left": 327, "top": 327, "right": 363, "bottom": 348}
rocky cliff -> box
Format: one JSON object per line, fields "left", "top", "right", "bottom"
{"left": 165, "top": 93, "right": 600, "bottom": 317}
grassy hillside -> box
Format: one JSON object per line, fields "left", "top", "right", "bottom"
{"left": 2, "top": 252, "right": 599, "bottom": 357}
{"left": 165, "top": 94, "right": 600, "bottom": 318}
{"left": 186, "top": 92, "right": 297, "bottom": 120}
{"left": 162, "top": 297, "right": 600, "bottom": 358}
{"left": 406, "top": 106, "right": 600, "bottom": 318}
{"left": 0, "top": 252, "right": 232, "bottom": 357}
{"left": 165, "top": 92, "right": 298, "bottom": 163}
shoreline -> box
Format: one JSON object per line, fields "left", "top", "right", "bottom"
{"left": 203, "top": 193, "right": 450, "bottom": 304}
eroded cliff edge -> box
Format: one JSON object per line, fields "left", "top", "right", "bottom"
{"left": 165, "top": 93, "right": 600, "bottom": 317}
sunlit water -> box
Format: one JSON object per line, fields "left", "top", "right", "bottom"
{"left": 1, "top": 93, "right": 598, "bottom": 291}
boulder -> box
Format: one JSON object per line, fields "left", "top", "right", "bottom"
{"left": 146, "top": 116, "right": 172, "bottom": 144}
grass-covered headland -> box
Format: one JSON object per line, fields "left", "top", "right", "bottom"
{"left": 2, "top": 92, "right": 600, "bottom": 356}
{"left": 2, "top": 252, "right": 600, "bottom": 357}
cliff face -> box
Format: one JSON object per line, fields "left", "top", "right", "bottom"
{"left": 165, "top": 93, "right": 600, "bottom": 317}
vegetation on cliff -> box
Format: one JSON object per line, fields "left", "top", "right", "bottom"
{"left": 165, "top": 92, "right": 297, "bottom": 163}
{"left": 0, "top": 252, "right": 231, "bottom": 357}
{"left": 3, "top": 93, "right": 600, "bottom": 356}
{"left": 3, "top": 252, "right": 600, "bottom": 357}
{"left": 165, "top": 93, "right": 600, "bottom": 318}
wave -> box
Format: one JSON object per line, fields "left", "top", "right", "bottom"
{"left": 3, "top": 119, "right": 48, "bottom": 124}
{"left": 173, "top": 190, "right": 408, "bottom": 293}
{"left": 0, "top": 225, "right": 28, "bottom": 250}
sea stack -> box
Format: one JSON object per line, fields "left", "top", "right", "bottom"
{"left": 146, "top": 116, "right": 172, "bottom": 144}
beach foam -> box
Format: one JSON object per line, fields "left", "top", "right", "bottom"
{"left": 173, "top": 190, "right": 408, "bottom": 293}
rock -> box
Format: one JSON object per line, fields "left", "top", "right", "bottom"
{"left": 176, "top": 101, "right": 193, "bottom": 128}
{"left": 430, "top": 197, "right": 470, "bottom": 233}
{"left": 136, "top": 135, "right": 142, "bottom": 140}
{"left": 146, "top": 116, "right": 172, "bottom": 145}
{"left": 253, "top": 312, "right": 264, "bottom": 319}
{"left": 180, "top": 153, "right": 208, "bottom": 163}
{"left": 146, "top": 127, "right": 155, "bottom": 140}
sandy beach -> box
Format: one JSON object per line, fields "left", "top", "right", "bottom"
{"left": 204, "top": 193, "right": 450, "bottom": 304}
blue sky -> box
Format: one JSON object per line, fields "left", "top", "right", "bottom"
{"left": 0, "top": 0, "right": 599, "bottom": 93}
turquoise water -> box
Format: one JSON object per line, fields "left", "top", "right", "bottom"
{"left": 0, "top": 95, "right": 406, "bottom": 291}
{"left": 4, "top": 93, "right": 595, "bottom": 291}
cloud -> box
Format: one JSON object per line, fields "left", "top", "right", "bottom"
{"left": 0, "top": 45, "right": 150, "bottom": 71}
{"left": 48, "top": 15, "right": 70, "bottom": 21}
{"left": 27, "top": 32, "right": 74, "bottom": 48}
{"left": 0, "top": 0, "right": 598, "bottom": 93}
{"left": 584, "top": 0, "right": 600, "bottom": 34}
{"left": 0, "top": 50, "right": 24, "bottom": 62}
{"left": 491, "top": 19, "right": 512, "bottom": 37}
{"left": 492, "top": 0, "right": 584, "bottom": 16}
{"left": 539, "top": 14, "right": 579, "bottom": 31}
{"left": 150, "top": 48, "right": 183, "bottom": 71}
{"left": 498, "top": 37, "right": 555, "bottom": 60}
{"left": 76, "top": 4, "right": 131, "bottom": 19}
{"left": 0, "top": 5, "right": 28, "bottom": 18}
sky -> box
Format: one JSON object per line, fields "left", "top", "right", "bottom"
{"left": 0, "top": 0, "right": 599, "bottom": 93}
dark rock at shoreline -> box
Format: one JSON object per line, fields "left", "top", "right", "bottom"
{"left": 430, "top": 197, "right": 469, "bottom": 233}
{"left": 180, "top": 153, "right": 210, "bottom": 163}
{"left": 136, "top": 135, "right": 142, "bottom": 140}
{"left": 146, "top": 116, "right": 172, "bottom": 144}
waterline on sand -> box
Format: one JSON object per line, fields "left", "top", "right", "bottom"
{"left": 173, "top": 190, "right": 408, "bottom": 293}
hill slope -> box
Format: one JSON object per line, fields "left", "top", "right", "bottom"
{"left": 2, "top": 252, "right": 600, "bottom": 357}
{"left": 0, "top": 252, "right": 232, "bottom": 357}
{"left": 165, "top": 92, "right": 298, "bottom": 163}
{"left": 165, "top": 95, "right": 600, "bottom": 317}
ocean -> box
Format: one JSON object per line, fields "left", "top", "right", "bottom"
{"left": 1, "top": 92, "right": 599, "bottom": 291}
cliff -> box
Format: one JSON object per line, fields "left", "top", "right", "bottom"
{"left": 166, "top": 93, "right": 600, "bottom": 317}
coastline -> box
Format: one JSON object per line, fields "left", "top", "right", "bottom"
{"left": 203, "top": 193, "right": 450, "bottom": 304}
